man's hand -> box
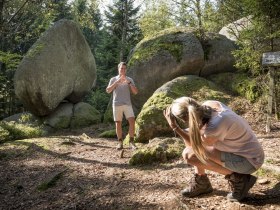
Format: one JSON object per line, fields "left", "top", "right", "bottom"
{"left": 163, "top": 105, "right": 178, "bottom": 130}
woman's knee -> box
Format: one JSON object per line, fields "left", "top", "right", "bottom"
{"left": 182, "top": 147, "right": 197, "bottom": 163}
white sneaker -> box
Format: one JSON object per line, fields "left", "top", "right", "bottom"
{"left": 130, "top": 142, "right": 137, "bottom": 150}
{"left": 116, "top": 142, "right": 123, "bottom": 150}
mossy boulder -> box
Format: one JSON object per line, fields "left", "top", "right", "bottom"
{"left": 129, "top": 137, "right": 185, "bottom": 165}
{"left": 126, "top": 27, "right": 236, "bottom": 115}
{"left": 70, "top": 102, "right": 101, "bottom": 129}
{"left": 43, "top": 102, "right": 101, "bottom": 129}
{"left": 207, "top": 72, "right": 261, "bottom": 102}
{"left": 43, "top": 103, "right": 73, "bottom": 129}
{"left": 134, "top": 75, "right": 232, "bottom": 143}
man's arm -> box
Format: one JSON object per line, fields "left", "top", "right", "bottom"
{"left": 128, "top": 82, "right": 138, "bottom": 95}
{"left": 106, "top": 78, "right": 120, "bottom": 93}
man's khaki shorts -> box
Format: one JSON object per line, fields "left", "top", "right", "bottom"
{"left": 113, "top": 105, "right": 135, "bottom": 121}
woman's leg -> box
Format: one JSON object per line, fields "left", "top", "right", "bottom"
{"left": 182, "top": 146, "right": 257, "bottom": 201}
{"left": 182, "top": 146, "right": 232, "bottom": 175}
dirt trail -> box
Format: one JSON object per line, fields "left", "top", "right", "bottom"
{"left": 0, "top": 126, "right": 280, "bottom": 210}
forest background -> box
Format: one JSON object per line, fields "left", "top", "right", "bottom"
{"left": 0, "top": 0, "right": 279, "bottom": 121}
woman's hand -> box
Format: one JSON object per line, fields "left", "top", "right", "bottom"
{"left": 163, "top": 105, "right": 178, "bottom": 130}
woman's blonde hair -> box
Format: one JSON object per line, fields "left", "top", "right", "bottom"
{"left": 170, "top": 97, "right": 212, "bottom": 164}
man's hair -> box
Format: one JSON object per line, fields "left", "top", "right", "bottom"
{"left": 118, "top": 62, "right": 126, "bottom": 69}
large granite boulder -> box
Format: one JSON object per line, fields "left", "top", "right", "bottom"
{"left": 219, "top": 16, "right": 252, "bottom": 41}
{"left": 44, "top": 102, "right": 101, "bottom": 129}
{"left": 134, "top": 75, "right": 232, "bottom": 143}
{"left": 14, "top": 19, "right": 96, "bottom": 116}
{"left": 127, "top": 28, "right": 204, "bottom": 114}
{"left": 43, "top": 103, "right": 74, "bottom": 129}
{"left": 70, "top": 102, "right": 101, "bottom": 128}
{"left": 127, "top": 28, "right": 236, "bottom": 114}
{"left": 200, "top": 33, "right": 236, "bottom": 76}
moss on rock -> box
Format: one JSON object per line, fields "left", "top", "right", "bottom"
{"left": 26, "top": 42, "right": 45, "bottom": 58}
{"left": 98, "top": 129, "right": 116, "bottom": 138}
{"left": 134, "top": 75, "right": 232, "bottom": 143}
{"left": 128, "top": 27, "right": 195, "bottom": 68}
{"left": 0, "top": 121, "right": 44, "bottom": 143}
{"left": 207, "top": 72, "right": 261, "bottom": 102}
{"left": 50, "top": 116, "right": 71, "bottom": 129}
{"left": 71, "top": 103, "right": 101, "bottom": 128}
{"left": 129, "top": 137, "right": 185, "bottom": 165}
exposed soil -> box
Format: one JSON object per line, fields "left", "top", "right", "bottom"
{"left": 0, "top": 115, "right": 280, "bottom": 210}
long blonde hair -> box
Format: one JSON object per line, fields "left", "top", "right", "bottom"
{"left": 170, "top": 97, "right": 212, "bottom": 164}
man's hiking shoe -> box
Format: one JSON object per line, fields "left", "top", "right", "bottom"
{"left": 181, "top": 174, "right": 213, "bottom": 197}
{"left": 116, "top": 142, "right": 123, "bottom": 150}
{"left": 130, "top": 142, "right": 137, "bottom": 150}
{"left": 225, "top": 172, "right": 257, "bottom": 202}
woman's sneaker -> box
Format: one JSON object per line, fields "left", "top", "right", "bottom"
{"left": 225, "top": 172, "right": 257, "bottom": 202}
{"left": 181, "top": 174, "right": 213, "bottom": 197}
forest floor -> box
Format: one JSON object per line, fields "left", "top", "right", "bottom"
{"left": 0, "top": 115, "right": 280, "bottom": 209}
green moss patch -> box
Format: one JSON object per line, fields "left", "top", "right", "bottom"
{"left": 128, "top": 28, "right": 195, "bottom": 67}
{"left": 98, "top": 129, "right": 117, "bottom": 138}
{"left": 0, "top": 121, "right": 44, "bottom": 143}
{"left": 207, "top": 72, "right": 262, "bottom": 102}
{"left": 129, "top": 137, "right": 184, "bottom": 165}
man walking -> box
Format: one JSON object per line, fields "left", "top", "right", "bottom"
{"left": 106, "top": 62, "right": 138, "bottom": 150}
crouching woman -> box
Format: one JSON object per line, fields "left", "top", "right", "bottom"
{"left": 163, "top": 97, "right": 264, "bottom": 202}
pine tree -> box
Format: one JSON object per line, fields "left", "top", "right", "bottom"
{"left": 105, "top": 0, "right": 142, "bottom": 62}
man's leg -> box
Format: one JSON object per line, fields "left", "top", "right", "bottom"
{"left": 115, "top": 121, "right": 123, "bottom": 150}
{"left": 127, "top": 117, "right": 137, "bottom": 150}
{"left": 124, "top": 105, "right": 137, "bottom": 150}
{"left": 113, "top": 106, "right": 123, "bottom": 150}
{"left": 115, "top": 121, "right": 122, "bottom": 141}
{"left": 127, "top": 117, "right": 135, "bottom": 139}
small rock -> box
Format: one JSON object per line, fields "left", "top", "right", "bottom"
{"left": 258, "top": 178, "right": 270, "bottom": 184}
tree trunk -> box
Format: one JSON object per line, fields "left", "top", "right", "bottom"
{"left": 0, "top": 0, "right": 5, "bottom": 50}
{"left": 120, "top": 0, "right": 128, "bottom": 62}
{"left": 194, "top": 0, "right": 204, "bottom": 40}
{"left": 0, "top": 0, "right": 4, "bottom": 29}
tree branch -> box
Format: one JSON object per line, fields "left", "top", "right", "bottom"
{"left": 7, "top": 0, "right": 30, "bottom": 24}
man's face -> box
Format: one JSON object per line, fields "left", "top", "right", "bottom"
{"left": 118, "top": 64, "right": 126, "bottom": 76}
